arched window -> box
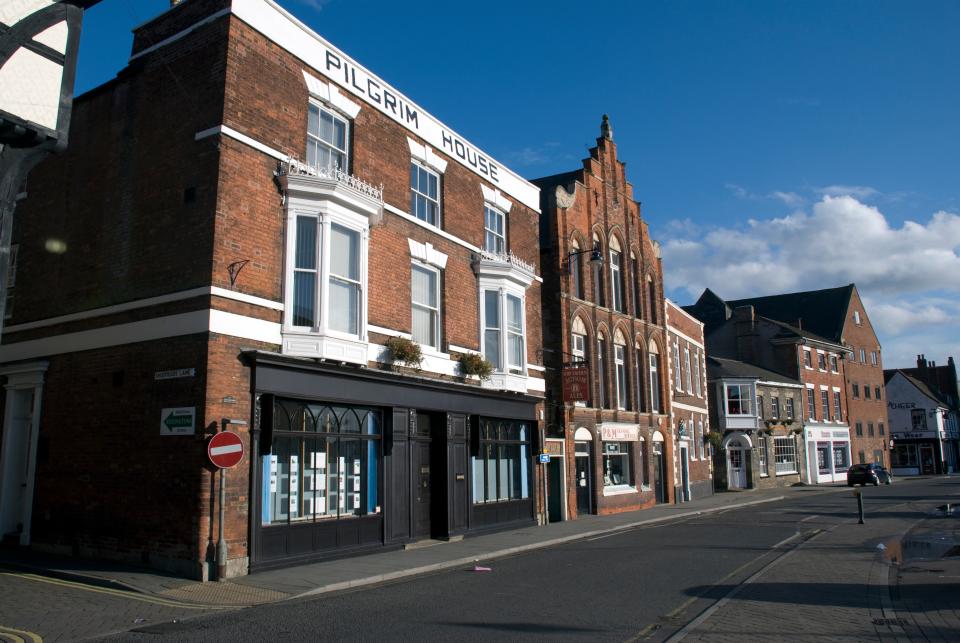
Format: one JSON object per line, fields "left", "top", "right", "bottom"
{"left": 597, "top": 330, "right": 609, "bottom": 409}
{"left": 647, "top": 275, "right": 658, "bottom": 324}
{"left": 614, "top": 330, "right": 628, "bottom": 410}
{"left": 648, "top": 339, "right": 662, "bottom": 413}
{"left": 610, "top": 236, "right": 625, "bottom": 312}
{"left": 570, "top": 238, "right": 584, "bottom": 300}
{"left": 572, "top": 317, "right": 590, "bottom": 406}
{"left": 631, "top": 252, "right": 641, "bottom": 318}
{"left": 593, "top": 232, "right": 605, "bottom": 308}
{"left": 635, "top": 340, "right": 646, "bottom": 412}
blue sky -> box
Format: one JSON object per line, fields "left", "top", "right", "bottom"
{"left": 74, "top": 0, "right": 960, "bottom": 368}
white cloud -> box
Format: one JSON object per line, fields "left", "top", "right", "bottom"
{"left": 725, "top": 183, "right": 805, "bottom": 207}
{"left": 295, "top": 0, "right": 333, "bottom": 10}
{"left": 817, "top": 184, "right": 879, "bottom": 199}
{"left": 661, "top": 195, "right": 960, "bottom": 363}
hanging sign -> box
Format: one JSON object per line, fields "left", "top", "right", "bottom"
{"left": 562, "top": 364, "right": 590, "bottom": 402}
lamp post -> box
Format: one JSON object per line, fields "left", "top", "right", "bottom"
{"left": 566, "top": 246, "right": 603, "bottom": 273}
{"left": 0, "top": 1, "right": 100, "bottom": 333}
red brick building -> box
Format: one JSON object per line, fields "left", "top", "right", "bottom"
{"left": 0, "top": 0, "right": 546, "bottom": 577}
{"left": 534, "top": 117, "right": 673, "bottom": 520}
{"left": 665, "top": 300, "right": 712, "bottom": 501}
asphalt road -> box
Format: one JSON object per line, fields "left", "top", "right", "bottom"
{"left": 1, "top": 478, "right": 953, "bottom": 642}
{"left": 87, "top": 477, "right": 956, "bottom": 643}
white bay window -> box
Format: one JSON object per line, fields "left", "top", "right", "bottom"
{"left": 483, "top": 289, "right": 524, "bottom": 374}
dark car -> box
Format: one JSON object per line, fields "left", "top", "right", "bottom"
{"left": 847, "top": 463, "right": 893, "bottom": 486}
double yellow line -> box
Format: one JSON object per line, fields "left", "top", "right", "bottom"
{"left": 0, "top": 625, "right": 42, "bottom": 642}
{"left": 0, "top": 571, "right": 232, "bottom": 610}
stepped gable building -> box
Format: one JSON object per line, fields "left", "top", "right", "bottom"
{"left": 884, "top": 355, "right": 960, "bottom": 475}
{"left": 666, "top": 299, "right": 712, "bottom": 502}
{"left": 0, "top": 0, "right": 546, "bottom": 578}
{"left": 533, "top": 116, "right": 673, "bottom": 520}
{"left": 719, "top": 284, "right": 889, "bottom": 468}
{"left": 686, "top": 292, "right": 852, "bottom": 484}
{"left": 706, "top": 356, "right": 806, "bottom": 490}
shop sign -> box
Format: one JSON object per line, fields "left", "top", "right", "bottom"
{"left": 895, "top": 431, "right": 935, "bottom": 439}
{"left": 160, "top": 407, "right": 195, "bottom": 435}
{"left": 543, "top": 441, "right": 564, "bottom": 456}
{"left": 601, "top": 426, "right": 639, "bottom": 442}
{"left": 562, "top": 364, "right": 590, "bottom": 402}
{"left": 154, "top": 368, "right": 195, "bottom": 380}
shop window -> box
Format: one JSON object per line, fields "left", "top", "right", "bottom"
{"left": 410, "top": 163, "right": 440, "bottom": 226}
{"left": 892, "top": 445, "right": 917, "bottom": 467}
{"left": 472, "top": 419, "right": 531, "bottom": 503}
{"left": 833, "top": 444, "right": 849, "bottom": 470}
{"left": 603, "top": 442, "right": 633, "bottom": 487}
{"left": 307, "top": 102, "right": 348, "bottom": 172}
{"left": 482, "top": 289, "right": 525, "bottom": 375}
{"left": 411, "top": 263, "right": 440, "bottom": 349}
{"left": 774, "top": 437, "right": 798, "bottom": 474}
{"left": 262, "top": 400, "right": 381, "bottom": 526}
{"left": 725, "top": 384, "right": 753, "bottom": 416}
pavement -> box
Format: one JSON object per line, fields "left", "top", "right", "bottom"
{"left": 1, "top": 477, "right": 957, "bottom": 642}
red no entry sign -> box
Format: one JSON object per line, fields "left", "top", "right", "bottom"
{"left": 208, "top": 431, "right": 244, "bottom": 469}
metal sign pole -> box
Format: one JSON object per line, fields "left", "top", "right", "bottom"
{"left": 218, "top": 465, "right": 227, "bottom": 580}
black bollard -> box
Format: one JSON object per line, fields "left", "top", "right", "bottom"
{"left": 857, "top": 490, "right": 865, "bottom": 524}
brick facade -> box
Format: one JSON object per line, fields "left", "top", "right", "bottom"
{"left": 666, "top": 300, "right": 712, "bottom": 501}
{"left": 0, "top": 0, "right": 546, "bottom": 577}
{"left": 535, "top": 119, "right": 673, "bottom": 519}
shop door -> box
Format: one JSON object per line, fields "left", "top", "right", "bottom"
{"left": 653, "top": 443, "right": 666, "bottom": 504}
{"left": 817, "top": 442, "right": 832, "bottom": 482}
{"left": 0, "top": 389, "right": 36, "bottom": 545}
{"left": 920, "top": 444, "right": 936, "bottom": 475}
{"left": 574, "top": 443, "right": 592, "bottom": 515}
{"left": 411, "top": 439, "right": 432, "bottom": 538}
{"left": 547, "top": 457, "right": 564, "bottom": 522}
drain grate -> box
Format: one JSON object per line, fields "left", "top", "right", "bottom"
{"left": 873, "top": 617, "right": 910, "bottom": 627}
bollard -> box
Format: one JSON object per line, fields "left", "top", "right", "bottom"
{"left": 857, "top": 489, "right": 865, "bottom": 524}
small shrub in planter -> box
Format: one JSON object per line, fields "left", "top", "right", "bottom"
{"left": 458, "top": 353, "right": 494, "bottom": 381}
{"left": 384, "top": 336, "right": 422, "bottom": 370}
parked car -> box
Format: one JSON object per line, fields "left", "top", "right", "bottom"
{"left": 847, "top": 463, "right": 893, "bottom": 486}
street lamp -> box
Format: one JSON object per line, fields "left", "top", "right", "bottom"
{"left": 566, "top": 245, "right": 603, "bottom": 273}
{"left": 0, "top": 1, "right": 101, "bottom": 331}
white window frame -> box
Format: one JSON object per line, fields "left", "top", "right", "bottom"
{"left": 725, "top": 384, "right": 754, "bottom": 416}
{"left": 803, "top": 349, "right": 812, "bottom": 368}
{"left": 683, "top": 347, "right": 692, "bottom": 393}
{"left": 411, "top": 262, "right": 441, "bottom": 349}
{"left": 771, "top": 396, "right": 780, "bottom": 420}
{"left": 833, "top": 391, "right": 842, "bottom": 422}
{"left": 484, "top": 205, "right": 506, "bottom": 255}
{"left": 480, "top": 286, "right": 526, "bottom": 376}
{"left": 610, "top": 248, "right": 625, "bottom": 312}
{"left": 673, "top": 342, "right": 682, "bottom": 391}
{"left": 693, "top": 350, "right": 702, "bottom": 397}
{"left": 853, "top": 310, "right": 861, "bottom": 325}
{"left": 649, "top": 352, "right": 661, "bottom": 414}
{"left": 572, "top": 330, "right": 587, "bottom": 407}
{"left": 820, "top": 388, "right": 831, "bottom": 421}
{"left": 774, "top": 437, "right": 798, "bottom": 474}
{"left": 410, "top": 162, "right": 441, "bottom": 227}
{"left": 307, "top": 101, "right": 349, "bottom": 172}
{"left": 785, "top": 397, "right": 795, "bottom": 420}
{"left": 615, "top": 343, "right": 627, "bottom": 410}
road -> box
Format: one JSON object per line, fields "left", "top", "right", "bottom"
{"left": 2, "top": 477, "right": 956, "bottom": 642}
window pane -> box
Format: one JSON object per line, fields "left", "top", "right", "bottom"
{"left": 412, "top": 265, "right": 437, "bottom": 307}
{"left": 484, "top": 330, "right": 501, "bottom": 369}
{"left": 330, "top": 225, "right": 359, "bottom": 281}
{"left": 412, "top": 307, "right": 436, "bottom": 346}
{"left": 485, "top": 444, "right": 497, "bottom": 502}
{"left": 328, "top": 279, "right": 359, "bottom": 334}
{"left": 295, "top": 216, "right": 317, "bottom": 270}
{"left": 340, "top": 438, "right": 362, "bottom": 516}
{"left": 498, "top": 445, "right": 510, "bottom": 500}
{"left": 293, "top": 272, "right": 316, "bottom": 327}
{"left": 308, "top": 104, "right": 319, "bottom": 136}
{"left": 472, "top": 456, "right": 485, "bottom": 503}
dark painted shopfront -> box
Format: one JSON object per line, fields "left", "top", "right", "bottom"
{"left": 245, "top": 352, "right": 539, "bottom": 571}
